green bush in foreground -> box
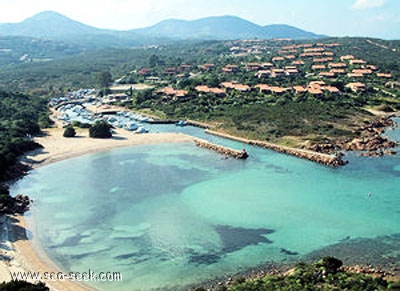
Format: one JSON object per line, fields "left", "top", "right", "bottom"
{"left": 0, "top": 280, "right": 49, "bottom": 291}
{"left": 224, "top": 257, "right": 397, "bottom": 291}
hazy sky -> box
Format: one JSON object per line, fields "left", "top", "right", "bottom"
{"left": 1, "top": 0, "right": 399, "bottom": 39}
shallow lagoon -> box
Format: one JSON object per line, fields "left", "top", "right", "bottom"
{"left": 11, "top": 121, "right": 400, "bottom": 290}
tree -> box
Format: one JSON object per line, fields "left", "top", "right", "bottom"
{"left": 89, "top": 121, "right": 112, "bottom": 138}
{"left": 63, "top": 125, "right": 76, "bottom": 138}
{"left": 316, "top": 256, "right": 343, "bottom": 274}
{"left": 95, "top": 71, "right": 113, "bottom": 89}
{"left": 149, "top": 54, "right": 161, "bottom": 68}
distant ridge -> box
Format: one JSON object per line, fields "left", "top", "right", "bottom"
{"left": 0, "top": 11, "right": 324, "bottom": 46}
{"left": 133, "top": 15, "right": 323, "bottom": 40}
{"left": 0, "top": 11, "right": 103, "bottom": 38}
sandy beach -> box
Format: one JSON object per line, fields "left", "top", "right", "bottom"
{"left": 1, "top": 126, "right": 194, "bottom": 290}
{"left": 22, "top": 127, "right": 194, "bottom": 169}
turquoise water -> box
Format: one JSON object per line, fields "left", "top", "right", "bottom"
{"left": 10, "top": 121, "right": 400, "bottom": 291}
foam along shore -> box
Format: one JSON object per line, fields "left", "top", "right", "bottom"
{"left": 205, "top": 129, "right": 346, "bottom": 166}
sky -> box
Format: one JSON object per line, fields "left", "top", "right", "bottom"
{"left": 0, "top": 0, "right": 399, "bottom": 39}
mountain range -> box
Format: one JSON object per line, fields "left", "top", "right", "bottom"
{"left": 0, "top": 11, "right": 323, "bottom": 45}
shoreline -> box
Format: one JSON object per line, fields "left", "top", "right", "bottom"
{"left": 1, "top": 108, "right": 399, "bottom": 289}
{"left": 0, "top": 214, "right": 91, "bottom": 290}
{"left": 21, "top": 127, "right": 195, "bottom": 170}
{"left": 1, "top": 128, "right": 195, "bottom": 290}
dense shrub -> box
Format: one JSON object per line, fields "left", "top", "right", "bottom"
{"left": 63, "top": 125, "right": 76, "bottom": 137}
{"left": 89, "top": 120, "right": 112, "bottom": 138}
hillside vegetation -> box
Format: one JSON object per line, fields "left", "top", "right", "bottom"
{"left": 0, "top": 90, "right": 51, "bottom": 181}
{"left": 0, "top": 37, "right": 399, "bottom": 148}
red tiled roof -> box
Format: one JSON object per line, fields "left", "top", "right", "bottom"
{"left": 350, "top": 59, "right": 366, "bottom": 65}
{"left": 255, "top": 84, "right": 270, "bottom": 91}
{"left": 345, "top": 82, "right": 366, "bottom": 92}
{"left": 209, "top": 88, "right": 226, "bottom": 94}
{"left": 330, "top": 69, "right": 346, "bottom": 74}
{"left": 328, "top": 62, "right": 347, "bottom": 68}
{"left": 376, "top": 73, "right": 392, "bottom": 78}
{"left": 312, "top": 64, "right": 326, "bottom": 70}
{"left": 233, "top": 84, "right": 251, "bottom": 91}
{"left": 157, "top": 87, "right": 188, "bottom": 97}
{"left": 308, "top": 87, "right": 323, "bottom": 95}
{"left": 323, "top": 86, "right": 340, "bottom": 93}
{"left": 319, "top": 71, "right": 336, "bottom": 78}
{"left": 347, "top": 73, "right": 364, "bottom": 78}
{"left": 292, "top": 60, "right": 305, "bottom": 65}
{"left": 195, "top": 85, "right": 210, "bottom": 93}
{"left": 220, "top": 82, "right": 235, "bottom": 88}
{"left": 352, "top": 69, "right": 372, "bottom": 74}
{"left": 261, "top": 62, "right": 274, "bottom": 68}
{"left": 304, "top": 47, "right": 325, "bottom": 53}
{"left": 325, "top": 43, "right": 340, "bottom": 47}
{"left": 313, "top": 57, "right": 333, "bottom": 63}
{"left": 309, "top": 81, "right": 325, "bottom": 86}
{"left": 272, "top": 56, "right": 285, "bottom": 61}
{"left": 269, "top": 86, "right": 287, "bottom": 93}
{"left": 293, "top": 86, "right": 307, "bottom": 93}
{"left": 300, "top": 52, "right": 323, "bottom": 57}
{"left": 340, "top": 55, "right": 355, "bottom": 61}
{"left": 285, "top": 69, "right": 299, "bottom": 75}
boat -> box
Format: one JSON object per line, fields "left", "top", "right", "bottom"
{"left": 124, "top": 122, "right": 139, "bottom": 131}
{"left": 176, "top": 120, "right": 188, "bottom": 126}
{"left": 135, "top": 127, "right": 149, "bottom": 134}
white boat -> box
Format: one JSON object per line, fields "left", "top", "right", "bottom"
{"left": 176, "top": 120, "right": 187, "bottom": 126}
{"left": 135, "top": 127, "right": 149, "bottom": 134}
{"left": 124, "top": 122, "right": 138, "bottom": 131}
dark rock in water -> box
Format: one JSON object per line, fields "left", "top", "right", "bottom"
{"left": 189, "top": 253, "right": 221, "bottom": 265}
{"left": 280, "top": 248, "right": 299, "bottom": 256}
{"left": 215, "top": 225, "right": 274, "bottom": 253}
{"left": 187, "top": 225, "right": 274, "bottom": 265}
{"left": 114, "top": 252, "right": 142, "bottom": 260}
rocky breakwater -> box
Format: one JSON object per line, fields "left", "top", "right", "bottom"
{"left": 249, "top": 140, "right": 346, "bottom": 167}
{"left": 194, "top": 139, "right": 248, "bottom": 159}
{"left": 204, "top": 130, "right": 345, "bottom": 166}
{"left": 0, "top": 185, "right": 30, "bottom": 215}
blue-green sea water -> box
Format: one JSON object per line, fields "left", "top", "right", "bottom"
{"left": 10, "top": 119, "right": 400, "bottom": 291}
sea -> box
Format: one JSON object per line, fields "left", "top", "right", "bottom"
{"left": 10, "top": 118, "right": 400, "bottom": 290}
